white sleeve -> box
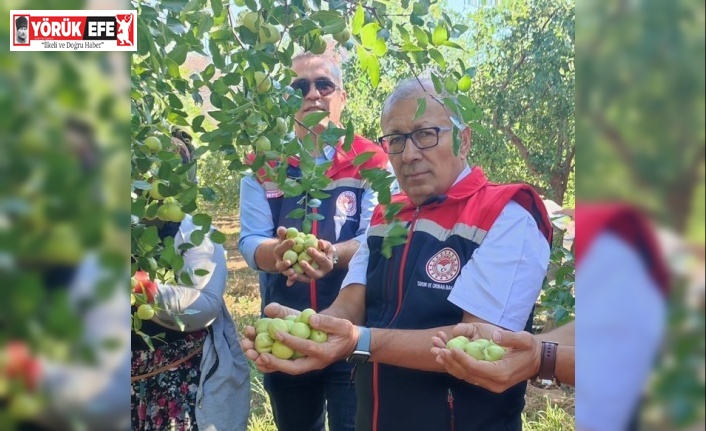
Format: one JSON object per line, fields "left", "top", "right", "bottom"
{"left": 576, "top": 233, "right": 666, "bottom": 431}
{"left": 341, "top": 237, "right": 370, "bottom": 289}
{"left": 447, "top": 200, "right": 550, "bottom": 331}
{"left": 153, "top": 217, "right": 227, "bottom": 331}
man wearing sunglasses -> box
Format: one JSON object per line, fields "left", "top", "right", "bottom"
{"left": 238, "top": 53, "right": 391, "bottom": 431}
{"left": 241, "top": 77, "right": 553, "bottom": 431}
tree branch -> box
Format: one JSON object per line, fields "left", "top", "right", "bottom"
{"left": 504, "top": 125, "right": 542, "bottom": 178}
{"left": 500, "top": 7, "right": 560, "bottom": 91}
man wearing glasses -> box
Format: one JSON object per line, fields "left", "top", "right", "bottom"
{"left": 238, "top": 53, "right": 391, "bottom": 431}
{"left": 241, "top": 77, "right": 552, "bottom": 431}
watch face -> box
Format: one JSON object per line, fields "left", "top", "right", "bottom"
{"left": 346, "top": 352, "right": 370, "bottom": 364}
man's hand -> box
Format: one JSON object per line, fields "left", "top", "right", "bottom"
{"left": 430, "top": 322, "right": 542, "bottom": 393}
{"left": 273, "top": 227, "right": 336, "bottom": 287}
{"left": 241, "top": 302, "right": 301, "bottom": 362}
{"left": 242, "top": 310, "right": 358, "bottom": 375}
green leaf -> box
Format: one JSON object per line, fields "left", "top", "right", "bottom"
{"left": 356, "top": 45, "right": 370, "bottom": 72}
{"left": 305, "top": 212, "right": 325, "bottom": 221}
{"left": 192, "top": 115, "right": 206, "bottom": 133}
{"left": 311, "top": 11, "right": 346, "bottom": 34}
{"left": 210, "top": 0, "right": 223, "bottom": 18}
{"left": 401, "top": 43, "right": 423, "bottom": 52}
{"left": 192, "top": 213, "right": 212, "bottom": 227}
{"left": 168, "top": 93, "right": 184, "bottom": 110}
{"left": 190, "top": 229, "right": 205, "bottom": 246}
{"left": 168, "top": 45, "right": 188, "bottom": 65}
{"left": 431, "top": 73, "right": 443, "bottom": 94}
{"left": 413, "top": 26, "right": 429, "bottom": 48}
{"left": 343, "top": 120, "right": 355, "bottom": 152}
{"left": 361, "top": 23, "right": 381, "bottom": 49}
{"left": 431, "top": 24, "right": 448, "bottom": 46}
{"left": 136, "top": 20, "right": 151, "bottom": 56}
{"left": 301, "top": 218, "right": 312, "bottom": 234}
{"left": 352, "top": 4, "right": 365, "bottom": 35}
{"left": 161, "top": 0, "right": 189, "bottom": 12}
{"left": 132, "top": 180, "right": 152, "bottom": 190}
{"left": 353, "top": 151, "right": 376, "bottom": 166}
{"left": 286, "top": 208, "right": 306, "bottom": 219}
{"left": 371, "top": 38, "right": 387, "bottom": 57}
{"left": 442, "top": 40, "right": 464, "bottom": 50}
{"left": 194, "top": 269, "right": 211, "bottom": 276}
{"left": 368, "top": 56, "right": 380, "bottom": 88}
{"left": 302, "top": 111, "right": 329, "bottom": 128}
{"left": 428, "top": 48, "right": 446, "bottom": 69}
{"left": 210, "top": 29, "right": 231, "bottom": 40}
{"left": 209, "top": 39, "right": 224, "bottom": 69}
{"left": 210, "top": 230, "right": 226, "bottom": 244}
{"left": 173, "top": 314, "right": 186, "bottom": 332}
{"left": 413, "top": 97, "right": 427, "bottom": 121}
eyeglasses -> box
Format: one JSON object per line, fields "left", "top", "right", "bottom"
{"left": 377, "top": 126, "right": 453, "bottom": 154}
{"left": 291, "top": 78, "right": 339, "bottom": 98}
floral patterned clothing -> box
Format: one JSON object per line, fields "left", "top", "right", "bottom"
{"left": 131, "top": 329, "right": 208, "bottom": 431}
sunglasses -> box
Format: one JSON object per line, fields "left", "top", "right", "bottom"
{"left": 291, "top": 78, "right": 339, "bottom": 97}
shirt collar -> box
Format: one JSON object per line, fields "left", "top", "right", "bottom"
{"left": 323, "top": 144, "right": 336, "bottom": 161}
{"left": 451, "top": 165, "right": 472, "bottom": 187}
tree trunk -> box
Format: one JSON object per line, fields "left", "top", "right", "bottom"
{"left": 666, "top": 179, "right": 697, "bottom": 234}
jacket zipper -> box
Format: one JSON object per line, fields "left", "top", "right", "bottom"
{"left": 448, "top": 388, "right": 455, "bottom": 431}
{"left": 373, "top": 207, "right": 421, "bottom": 431}
{"left": 387, "top": 206, "right": 421, "bottom": 326}
{"left": 310, "top": 207, "right": 318, "bottom": 311}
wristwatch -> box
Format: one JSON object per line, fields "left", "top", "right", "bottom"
{"left": 330, "top": 245, "right": 339, "bottom": 266}
{"left": 532, "top": 341, "right": 561, "bottom": 387}
{"left": 346, "top": 326, "right": 371, "bottom": 364}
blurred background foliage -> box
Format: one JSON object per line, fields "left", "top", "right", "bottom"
{"left": 576, "top": 0, "right": 704, "bottom": 428}
{"left": 1, "top": 0, "right": 130, "bottom": 426}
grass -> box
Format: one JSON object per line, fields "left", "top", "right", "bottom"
{"left": 216, "top": 216, "right": 575, "bottom": 431}
{"left": 523, "top": 396, "right": 575, "bottom": 431}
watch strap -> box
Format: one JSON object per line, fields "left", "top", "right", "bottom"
{"left": 537, "top": 341, "right": 560, "bottom": 384}
{"left": 331, "top": 245, "right": 339, "bottom": 266}
{"left": 356, "top": 326, "right": 371, "bottom": 353}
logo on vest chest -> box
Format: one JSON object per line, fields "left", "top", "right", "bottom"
{"left": 336, "top": 191, "right": 357, "bottom": 216}
{"left": 425, "top": 247, "right": 461, "bottom": 283}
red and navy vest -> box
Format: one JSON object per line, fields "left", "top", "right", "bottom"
{"left": 253, "top": 135, "right": 389, "bottom": 312}
{"left": 356, "top": 167, "right": 552, "bottom": 431}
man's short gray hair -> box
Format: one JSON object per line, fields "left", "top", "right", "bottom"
{"left": 292, "top": 52, "right": 343, "bottom": 87}
{"left": 381, "top": 76, "right": 448, "bottom": 121}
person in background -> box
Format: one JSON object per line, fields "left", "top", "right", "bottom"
{"left": 238, "top": 51, "right": 391, "bottom": 431}
{"left": 130, "top": 129, "right": 250, "bottom": 430}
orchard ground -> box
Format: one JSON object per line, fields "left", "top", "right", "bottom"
{"left": 212, "top": 211, "right": 576, "bottom": 430}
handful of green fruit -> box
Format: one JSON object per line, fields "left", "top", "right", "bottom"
{"left": 253, "top": 308, "right": 328, "bottom": 360}
{"left": 446, "top": 336, "right": 506, "bottom": 362}
{"left": 282, "top": 227, "right": 322, "bottom": 275}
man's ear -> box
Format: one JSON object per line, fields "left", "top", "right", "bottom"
{"left": 340, "top": 89, "right": 347, "bottom": 107}
{"left": 459, "top": 126, "right": 472, "bottom": 158}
